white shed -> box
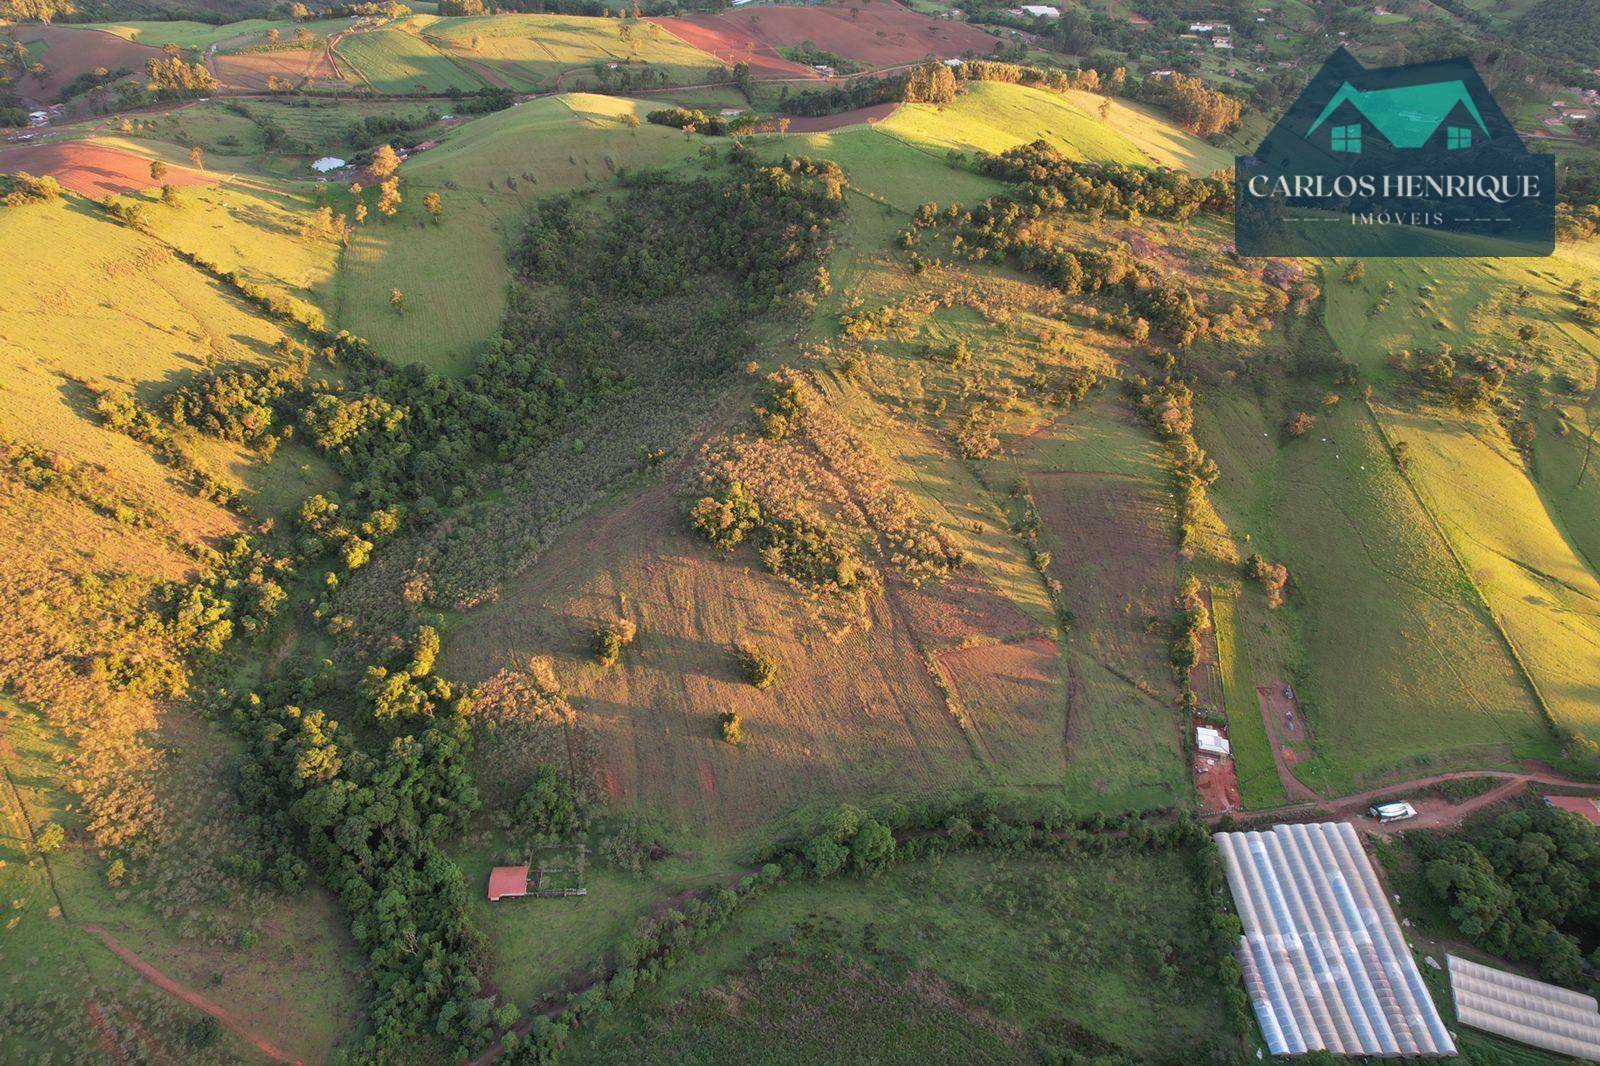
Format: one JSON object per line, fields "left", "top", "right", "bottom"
{"left": 311, "top": 157, "right": 346, "bottom": 173}
{"left": 1195, "top": 726, "right": 1231, "bottom": 756}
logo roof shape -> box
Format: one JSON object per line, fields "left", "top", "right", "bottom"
{"left": 1306, "top": 79, "right": 1488, "bottom": 148}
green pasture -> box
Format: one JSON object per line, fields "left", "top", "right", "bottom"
{"left": 1211, "top": 591, "right": 1287, "bottom": 808}
{"left": 337, "top": 25, "right": 487, "bottom": 93}
{"left": 562, "top": 848, "right": 1226, "bottom": 1062}
{"left": 335, "top": 94, "right": 706, "bottom": 372}
{"left": 1195, "top": 391, "right": 1554, "bottom": 795}
{"left": 424, "top": 14, "right": 722, "bottom": 93}
{"left": 1377, "top": 403, "right": 1600, "bottom": 740}
{"left": 876, "top": 82, "right": 1230, "bottom": 174}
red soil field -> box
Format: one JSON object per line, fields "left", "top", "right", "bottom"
{"left": 782, "top": 101, "right": 900, "bottom": 131}
{"left": 649, "top": 14, "right": 821, "bottom": 80}
{"left": 724, "top": 0, "right": 1004, "bottom": 67}
{"left": 10, "top": 26, "right": 167, "bottom": 101}
{"left": 11, "top": 26, "right": 163, "bottom": 100}
{"left": 0, "top": 140, "right": 211, "bottom": 197}
{"left": 212, "top": 49, "right": 350, "bottom": 92}
{"left": 1194, "top": 745, "right": 1240, "bottom": 815}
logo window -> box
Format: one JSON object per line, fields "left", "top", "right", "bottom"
{"left": 1447, "top": 125, "right": 1472, "bottom": 149}
{"left": 1331, "top": 123, "right": 1362, "bottom": 153}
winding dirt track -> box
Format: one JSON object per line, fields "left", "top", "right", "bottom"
{"left": 81, "top": 924, "right": 303, "bottom": 1065}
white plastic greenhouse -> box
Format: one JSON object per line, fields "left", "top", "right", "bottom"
{"left": 1214, "top": 821, "right": 1456, "bottom": 1057}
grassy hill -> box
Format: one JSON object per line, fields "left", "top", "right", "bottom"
{"left": 424, "top": 13, "right": 726, "bottom": 92}
{"left": 877, "top": 81, "right": 1232, "bottom": 174}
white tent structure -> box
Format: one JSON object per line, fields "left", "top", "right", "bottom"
{"left": 1214, "top": 822, "right": 1456, "bottom": 1057}
{"left": 1448, "top": 954, "right": 1600, "bottom": 1060}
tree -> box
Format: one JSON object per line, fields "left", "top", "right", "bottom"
{"left": 514, "top": 765, "right": 582, "bottom": 839}
{"left": 735, "top": 643, "right": 778, "bottom": 689}
{"left": 1281, "top": 411, "right": 1315, "bottom": 441}
{"left": 1, "top": 0, "right": 75, "bottom": 24}
{"left": 189, "top": 145, "right": 204, "bottom": 169}
{"left": 1343, "top": 260, "right": 1366, "bottom": 283}
{"left": 354, "top": 201, "right": 368, "bottom": 225}
{"left": 35, "top": 821, "right": 66, "bottom": 852}
{"left": 423, "top": 191, "right": 443, "bottom": 222}
{"left": 377, "top": 177, "right": 401, "bottom": 219}
{"left": 161, "top": 183, "right": 178, "bottom": 206}
{"left": 369, "top": 144, "right": 402, "bottom": 181}
{"left": 267, "top": 26, "right": 280, "bottom": 43}
{"left": 390, "top": 287, "right": 406, "bottom": 313}
{"left": 149, "top": 159, "right": 167, "bottom": 183}
{"left": 591, "top": 619, "right": 637, "bottom": 666}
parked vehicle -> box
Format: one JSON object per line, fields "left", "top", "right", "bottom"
{"left": 1368, "top": 801, "right": 1418, "bottom": 823}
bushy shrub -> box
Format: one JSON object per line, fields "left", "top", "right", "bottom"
{"left": 736, "top": 643, "right": 779, "bottom": 690}
{"left": 591, "top": 618, "right": 637, "bottom": 667}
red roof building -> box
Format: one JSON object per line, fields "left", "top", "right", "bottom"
{"left": 1543, "top": 796, "right": 1600, "bottom": 828}
{"left": 488, "top": 865, "right": 530, "bottom": 901}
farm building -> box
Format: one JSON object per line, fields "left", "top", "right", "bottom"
{"left": 1214, "top": 821, "right": 1455, "bottom": 1057}
{"left": 1195, "top": 726, "right": 1230, "bottom": 756}
{"left": 1018, "top": 5, "right": 1060, "bottom": 17}
{"left": 311, "top": 157, "right": 346, "bottom": 173}
{"left": 487, "top": 865, "right": 529, "bottom": 901}
{"left": 1448, "top": 954, "right": 1600, "bottom": 1059}
{"left": 1542, "top": 795, "right": 1600, "bottom": 827}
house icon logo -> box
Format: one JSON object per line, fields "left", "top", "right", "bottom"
{"left": 1236, "top": 49, "right": 1553, "bottom": 257}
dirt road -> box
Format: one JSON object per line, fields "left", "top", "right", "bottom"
{"left": 81, "top": 924, "right": 302, "bottom": 1065}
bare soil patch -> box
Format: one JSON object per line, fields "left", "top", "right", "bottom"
{"left": 11, "top": 26, "right": 165, "bottom": 101}
{"left": 723, "top": 0, "right": 1003, "bottom": 67}
{"left": 0, "top": 141, "right": 210, "bottom": 196}
{"left": 782, "top": 101, "right": 900, "bottom": 131}
{"left": 649, "top": 14, "right": 822, "bottom": 80}
{"left": 212, "top": 49, "right": 350, "bottom": 91}
{"left": 1194, "top": 748, "right": 1240, "bottom": 816}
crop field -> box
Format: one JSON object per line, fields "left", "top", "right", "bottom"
{"left": 336, "top": 94, "right": 706, "bottom": 372}
{"left": 649, "top": 13, "right": 821, "bottom": 79}
{"left": 335, "top": 25, "right": 485, "bottom": 93}
{"left": 563, "top": 848, "right": 1225, "bottom": 1062}
{"left": 7, "top": 26, "right": 166, "bottom": 100}
{"left": 1195, "top": 391, "right": 1555, "bottom": 795}
{"left": 425, "top": 14, "right": 727, "bottom": 92}
{"left": 1210, "top": 591, "right": 1286, "bottom": 808}
{"left": 213, "top": 46, "right": 353, "bottom": 91}
{"left": 1377, "top": 404, "right": 1600, "bottom": 738}
{"left": 715, "top": 0, "right": 1004, "bottom": 67}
